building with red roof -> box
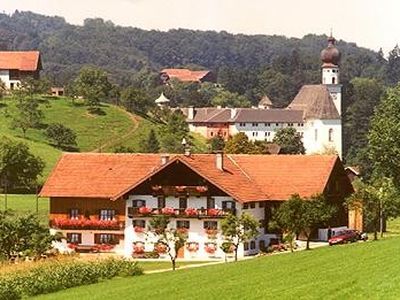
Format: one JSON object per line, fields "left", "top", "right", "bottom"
{"left": 160, "top": 68, "right": 215, "bottom": 84}
{"left": 41, "top": 152, "right": 353, "bottom": 258}
{"left": 0, "top": 51, "right": 42, "bottom": 90}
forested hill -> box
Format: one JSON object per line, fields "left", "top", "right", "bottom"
{"left": 0, "top": 11, "right": 387, "bottom": 89}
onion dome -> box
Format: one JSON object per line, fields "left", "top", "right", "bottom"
{"left": 320, "top": 35, "right": 341, "bottom": 67}
{"left": 155, "top": 92, "right": 170, "bottom": 105}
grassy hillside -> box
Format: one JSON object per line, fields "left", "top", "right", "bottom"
{"left": 35, "top": 237, "right": 400, "bottom": 299}
{"left": 0, "top": 96, "right": 138, "bottom": 179}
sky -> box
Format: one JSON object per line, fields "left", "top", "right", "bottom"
{"left": 1, "top": 0, "right": 399, "bottom": 53}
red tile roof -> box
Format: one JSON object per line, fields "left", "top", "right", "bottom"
{"left": 40, "top": 153, "right": 347, "bottom": 202}
{"left": 161, "top": 68, "right": 210, "bottom": 82}
{"left": 0, "top": 51, "right": 41, "bottom": 71}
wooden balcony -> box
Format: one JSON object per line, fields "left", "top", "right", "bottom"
{"left": 50, "top": 218, "right": 125, "bottom": 231}
{"left": 150, "top": 185, "right": 209, "bottom": 196}
{"left": 128, "top": 207, "right": 235, "bottom": 219}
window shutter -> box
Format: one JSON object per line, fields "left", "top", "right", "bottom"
{"left": 94, "top": 234, "right": 100, "bottom": 244}
{"left": 78, "top": 233, "right": 82, "bottom": 244}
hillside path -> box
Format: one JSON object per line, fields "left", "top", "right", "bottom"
{"left": 91, "top": 107, "right": 140, "bottom": 152}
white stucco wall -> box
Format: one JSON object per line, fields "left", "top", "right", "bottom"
{"left": 303, "top": 119, "right": 342, "bottom": 158}
{"left": 229, "top": 122, "right": 305, "bottom": 142}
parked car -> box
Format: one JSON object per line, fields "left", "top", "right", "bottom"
{"left": 328, "top": 229, "right": 366, "bottom": 246}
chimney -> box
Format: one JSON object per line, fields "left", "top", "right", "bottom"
{"left": 230, "top": 108, "right": 237, "bottom": 119}
{"left": 215, "top": 152, "right": 224, "bottom": 171}
{"left": 188, "top": 106, "right": 195, "bottom": 120}
{"left": 161, "top": 154, "right": 169, "bottom": 165}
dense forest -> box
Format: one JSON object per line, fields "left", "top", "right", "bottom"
{"left": 2, "top": 10, "right": 400, "bottom": 166}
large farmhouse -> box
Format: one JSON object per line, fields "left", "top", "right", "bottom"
{"left": 40, "top": 153, "right": 353, "bottom": 259}
{"left": 183, "top": 36, "right": 343, "bottom": 157}
{"left": 160, "top": 68, "right": 216, "bottom": 84}
{"left": 0, "top": 51, "right": 42, "bottom": 90}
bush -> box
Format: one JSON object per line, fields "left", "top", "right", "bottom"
{"left": 0, "top": 258, "right": 143, "bottom": 299}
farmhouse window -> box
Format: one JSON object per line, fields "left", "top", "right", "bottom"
{"left": 243, "top": 242, "right": 249, "bottom": 251}
{"left": 70, "top": 208, "right": 79, "bottom": 219}
{"left": 207, "top": 197, "right": 215, "bottom": 209}
{"left": 98, "top": 233, "right": 115, "bottom": 244}
{"left": 99, "top": 209, "right": 115, "bottom": 221}
{"left": 132, "top": 200, "right": 146, "bottom": 207}
{"left": 203, "top": 221, "right": 218, "bottom": 230}
{"left": 259, "top": 202, "right": 265, "bottom": 208}
{"left": 252, "top": 123, "right": 258, "bottom": 127}
{"left": 67, "top": 233, "right": 81, "bottom": 244}
{"left": 249, "top": 202, "right": 256, "bottom": 209}
{"left": 133, "top": 220, "right": 146, "bottom": 228}
{"left": 157, "top": 196, "right": 166, "bottom": 209}
{"left": 177, "top": 220, "right": 190, "bottom": 229}
{"left": 222, "top": 201, "right": 235, "bottom": 210}
{"left": 250, "top": 240, "right": 256, "bottom": 250}
{"left": 179, "top": 197, "right": 188, "bottom": 209}
{"left": 243, "top": 203, "right": 249, "bottom": 209}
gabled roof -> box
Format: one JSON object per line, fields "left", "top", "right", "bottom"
{"left": 161, "top": 68, "right": 211, "bottom": 82}
{"left": 40, "top": 153, "right": 347, "bottom": 203}
{"left": 0, "top": 51, "right": 42, "bottom": 71}
{"left": 186, "top": 107, "right": 304, "bottom": 123}
{"left": 258, "top": 95, "right": 273, "bottom": 107}
{"left": 288, "top": 85, "right": 340, "bottom": 119}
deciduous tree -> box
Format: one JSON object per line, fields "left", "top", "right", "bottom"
{"left": 221, "top": 213, "right": 259, "bottom": 261}
{"left": 0, "top": 137, "right": 45, "bottom": 189}
{"left": 45, "top": 123, "right": 77, "bottom": 150}
{"left": 148, "top": 215, "right": 188, "bottom": 270}
{"left": 273, "top": 127, "right": 305, "bottom": 154}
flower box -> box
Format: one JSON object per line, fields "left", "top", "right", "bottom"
{"left": 138, "top": 206, "right": 152, "bottom": 215}
{"left": 196, "top": 186, "right": 208, "bottom": 193}
{"left": 133, "top": 242, "right": 145, "bottom": 254}
{"left": 161, "top": 207, "right": 176, "bottom": 216}
{"left": 154, "top": 243, "right": 168, "bottom": 254}
{"left": 184, "top": 207, "right": 197, "bottom": 217}
{"left": 207, "top": 208, "right": 222, "bottom": 217}
{"left": 177, "top": 228, "right": 189, "bottom": 236}
{"left": 52, "top": 218, "right": 121, "bottom": 230}
{"left": 151, "top": 185, "right": 162, "bottom": 192}
{"left": 205, "top": 228, "right": 218, "bottom": 238}
{"left": 175, "top": 186, "right": 187, "bottom": 192}
{"left": 95, "top": 244, "right": 115, "bottom": 252}
{"left": 134, "top": 226, "right": 145, "bottom": 233}
{"left": 186, "top": 242, "right": 199, "bottom": 252}
{"left": 204, "top": 243, "right": 217, "bottom": 254}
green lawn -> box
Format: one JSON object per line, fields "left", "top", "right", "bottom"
{"left": 0, "top": 194, "right": 49, "bottom": 223}
{"left": 0, "top": 96, "right": 137, "bottom": 179}
{"left": 34, "top": 237, "right": 400, "bottom": 300}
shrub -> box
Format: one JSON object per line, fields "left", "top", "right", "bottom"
{"left": 0, "top": 258, "right": 142, "bottom": 298}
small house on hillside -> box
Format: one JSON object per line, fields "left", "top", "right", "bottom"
{"left": 160, "top": 68, "right": 216, "bottom": 84}
{"left": 0, "top": 51, "right": 42, "bottom": 90}
{"left": 40, "top": 153, "right": 353, "bottom": 259}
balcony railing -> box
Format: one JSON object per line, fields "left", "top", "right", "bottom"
{"left": 128, "top": 207, "right": 235, "bottom": 219}
{"left": 50, "top": 218, "right": 125, "bottom": 230}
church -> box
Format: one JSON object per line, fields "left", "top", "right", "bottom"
{"left": 180, "top": 36, "right": 343, "bottom": 158}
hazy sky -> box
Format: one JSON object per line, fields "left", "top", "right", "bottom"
{"left": 2, "top": 0, "right": 399, "bottom": 53}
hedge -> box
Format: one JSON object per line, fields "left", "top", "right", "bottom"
{"left": 0, "top": 258, "right": 143, "bottom": 299}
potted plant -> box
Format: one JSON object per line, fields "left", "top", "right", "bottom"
{"left": 175, "top": 185, "right": 186, "bottom": 192}
{"left": 177, "top": 227, "right": 189, "bottom": 237}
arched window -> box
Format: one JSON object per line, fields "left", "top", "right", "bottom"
{"left": 328, "top": 128, "right": 333, "bottom": 142}
{"left": 332, "top": 77, "right": 336, "bottom": 84}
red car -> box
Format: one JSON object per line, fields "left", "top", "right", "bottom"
{"left": 328, "top": 230, "right": 362, "bottom": 246}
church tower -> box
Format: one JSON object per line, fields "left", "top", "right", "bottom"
{"left": 321, "top": 35, "right": 342, "bottom": 115}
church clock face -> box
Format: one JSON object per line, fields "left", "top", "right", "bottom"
{"left": 331, "top": 93, "right": 337, "bottom": 100}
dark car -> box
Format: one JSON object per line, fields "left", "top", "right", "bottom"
{"left": 328, "top": 229, "right": 364, "bottom": 246}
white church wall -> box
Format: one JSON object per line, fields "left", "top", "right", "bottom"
{"left": 303, "top": 119, "right": 342, "bottom": 158}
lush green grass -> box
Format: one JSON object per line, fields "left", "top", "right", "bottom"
{"left": 137, "top": 261, "right": 211, "bottom": 272}
{"left": 34, "top": 237, "right": 400, "bottom": 299}
{"left": 0, "top": 194, "right": 49, "bottom": 223}
{"left": 0, "top": 96, "right": 137, "bottom": 179}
